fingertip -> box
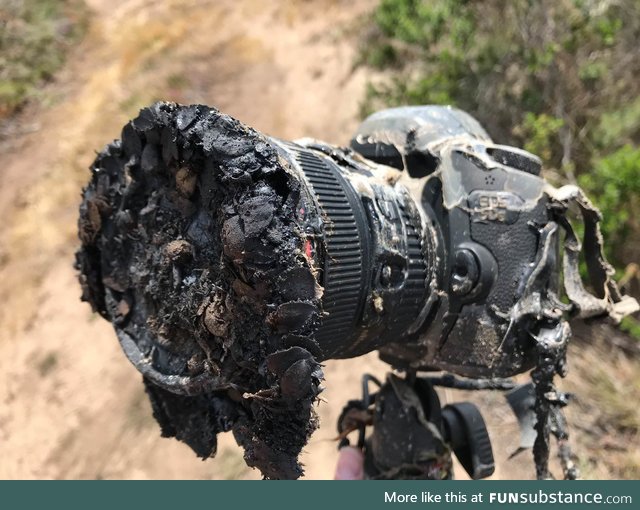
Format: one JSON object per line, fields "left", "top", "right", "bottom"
{"left": 334, "top": 446, "right": 364, "bottom": 480}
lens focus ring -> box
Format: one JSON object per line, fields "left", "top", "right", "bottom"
{"left": 288, "top": 146, "right": 370, "bottom": 358}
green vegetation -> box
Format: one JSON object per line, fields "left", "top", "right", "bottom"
{"left": 0, "top": 0, "right": 87, "bottom": 118}
{"left": 360, "top": 0, "right": 640, "bottom": 283}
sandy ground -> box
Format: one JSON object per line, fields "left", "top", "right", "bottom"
{"left": 0, "top": 0, "right": 638, "bottom": 480}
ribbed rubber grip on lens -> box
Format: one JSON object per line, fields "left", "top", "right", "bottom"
{"left": 391, "top": 200, "right": 430, "bottom": 335}
{"left": 289, "top": 146, "right": 369, "bottom": 357}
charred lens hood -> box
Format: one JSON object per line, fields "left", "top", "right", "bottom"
{"left": 76, "top": 103, "right": 436, "bottom": 478}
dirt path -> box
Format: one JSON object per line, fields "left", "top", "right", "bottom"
{"left": 1, "top": 0, "right": 637, "bottom": 480}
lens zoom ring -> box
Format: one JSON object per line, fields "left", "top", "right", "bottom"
{"left": 291, "top": 148, "right": 366, "bottom": 355}
{"left": 393, "top": 201, "right": 429, "bottom": 333}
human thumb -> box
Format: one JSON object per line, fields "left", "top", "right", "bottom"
{"left": 334, "top": 446, "right": 364, "bottom": 480}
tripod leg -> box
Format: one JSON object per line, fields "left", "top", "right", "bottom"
{"left": 531, "top": 321, "right": 580, "bottom": 480}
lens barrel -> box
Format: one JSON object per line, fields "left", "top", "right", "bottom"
{"left": 275, "top": 141, "right": 436, "bottom": 360}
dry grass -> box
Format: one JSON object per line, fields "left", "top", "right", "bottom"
{"left": 562, "top": 324, "right": 640, "bottom": 479}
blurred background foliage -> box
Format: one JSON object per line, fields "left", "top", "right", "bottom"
{"left": 359, "top": 0, "right": 640, "bottom": 295}
{"left": 0, "top": 0, "right": 87, "bottom": 119}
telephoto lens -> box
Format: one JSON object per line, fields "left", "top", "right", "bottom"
{"left": 76, "top": 102, "right": 637, "bottom": 479}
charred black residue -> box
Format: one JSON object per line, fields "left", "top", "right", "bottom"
{"left": 76, "top": 102, "right": 323, "bottom": 479}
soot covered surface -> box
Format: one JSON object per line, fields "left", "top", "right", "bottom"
{"left": 75, "top": 102, "right": 324, "bottom": 479}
